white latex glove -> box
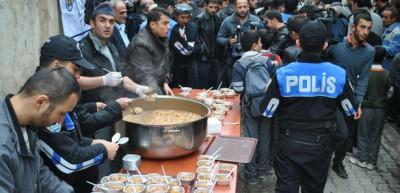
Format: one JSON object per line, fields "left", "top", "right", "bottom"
{"left": 135, "top": 85, "right": 152, "bottom": 97}
{"left": 102, "top": 72, "right": 122, "bottom": 87}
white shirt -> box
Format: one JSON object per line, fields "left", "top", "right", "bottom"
{"left": 115, "top": 23, "right": 130, "bottom": 47}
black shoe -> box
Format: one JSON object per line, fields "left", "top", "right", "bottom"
{"left": 332, "top": 165, "right": 348, "bottom": 179}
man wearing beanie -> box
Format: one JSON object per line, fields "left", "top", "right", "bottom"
{"left": 79, "top": 2, "right": 151, "bottom": 177}
{"left": 260, "top": 21, "right": 359, "bottom": 193}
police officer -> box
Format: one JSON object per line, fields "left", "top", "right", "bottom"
{"left": 260, "top": 21, "right": 360, "bottom": 193}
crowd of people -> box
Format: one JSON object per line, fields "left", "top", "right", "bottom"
{"left": 1, "top": 0, "right": 400, "bottom": 192}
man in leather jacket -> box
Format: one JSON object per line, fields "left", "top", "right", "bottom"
{"left": 282, "top": 15, "right": 308, "bottom": 64}
{"left": 193, "top": 0, "right": 224, "bottom": 88}
{"left": 264, "top": 9, "right": 292, "bottom": 57}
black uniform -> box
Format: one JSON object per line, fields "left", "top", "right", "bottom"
{"left": 39, "top": 102, "right": 122, "bottom": 193}
{"left": 260, "top": 53, "right": 358, "bottom": 193}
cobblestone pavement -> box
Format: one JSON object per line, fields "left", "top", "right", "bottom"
{"left": 236, "top": 122, "right": 400, "bottom": 193}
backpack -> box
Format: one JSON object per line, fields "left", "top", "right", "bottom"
{"left": 236, "top": 55, "right": 273, "bottom": 117}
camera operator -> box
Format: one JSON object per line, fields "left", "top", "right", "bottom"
{"left": 217, "top": 0, "right": 260, "bottom": 86}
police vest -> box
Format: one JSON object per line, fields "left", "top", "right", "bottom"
{"left": 276, "top": 62, "right": 346, "bottom": 98}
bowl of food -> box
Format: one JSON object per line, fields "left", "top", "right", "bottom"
{"left": 193, "top": 188, "right": 213, "bottom": 193}
{"left": 108, "top": 173, "right": 129, "bottom": 183}
{"left": 215, "top": 174, "right": 232, "bottom": 186}
{"left": 218, "top": 164, "right": 235, "bottom": 174}
{"left": 148, "top": 176, "right": 172, "bottom": 184}
{"left": 196, "top": 166, "right": 212, "bottom": 174}
{"left": 168, "top": 179, "right": 181, "bottom": 187}
{"left": 123, "top": 96, "right": 211, "bottom": 159}
{"left": 198, "top": 154, "right": 214, "bottom": 161}
{"left": 147, "top": 184, "right": 169, "bottom": 193}
{"left": 102, "top": 182, "right": 124, "bottom": 193}
{"left": 177, "top": 172, "right": 195, "bottom": 184}
{"left": 195, "top": 180, "right": 214, "bottom": 189}
{"left": 212, "top": 91, "right": 224, "bottom": 99}
{"left": 146, "top": 173, "right": 161, "bottom": 179}
{"left": 224, "top": 91, "right": 236, "bottom": 98}
{"left": 123, "top": 184, "right": 146, "bottom": 193}
{"left": 127, "top": 175, "right": 147, "bottom": 184}
{"left": 196, "top": 173, "right": 213, "bottom": 181}
{"left": 196, "top": 160, "right": 213, "bottom": 167}
{"left": 168, "top": 186, "right": 184, "bottom": 193}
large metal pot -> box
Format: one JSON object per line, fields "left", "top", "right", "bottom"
{"left": 123, "top": 96, "right": 210, "bottom": 159}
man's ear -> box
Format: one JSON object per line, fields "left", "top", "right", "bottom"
{"left": 351, "top": 23, "right": 356, "bottom": 33}
{"left": 296, "top": 39, "right": 301, "bottom": 49}
{"left": 323, "top": 41, "right": 329, "bottom": 50}
{"left": 90, "top": 18, "right": 96, "bottom": 29}
{"left": 35, "top": 95, "right": 50, "bottom": 112}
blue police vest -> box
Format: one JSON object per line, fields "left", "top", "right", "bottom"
{"left": 276, "top": 62, "right": 346, "bottom": 98}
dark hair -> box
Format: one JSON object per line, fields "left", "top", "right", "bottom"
{"left": 205, "top": 0, "right": 221, "bottom": 5}
{"left": 384, "top": 6, "right": 399, "bottom": 20}
{"left": 147, "top": 7, "right": 170, "bottom": 27}
{"left": 284, "top": 0, "right": 298, "bottom": 13}
{"left": 18, "top": 68, "right": 80, "bottom": 105}
{"left": 258, "top": 28, "right": 275, "bottom": 49}
{"left": 374, "top": 46, "right": 386, "bottom": 64}
{"left": 240, "top": 31, "right": 260, "bottom": 51}
{"left": 391, "top": 0, "right": 400, "bottom": 12}
{"left": 299, "top": 21, "right": 328, "bottom": 52}
{"left": 352, "top": 0, "right": 372, "bottom": 8}
{"left": 264, "top": 9, "right": 283, "bottom": 22}
{"left": 264, "top": 0, "right": 284, "bottom": 10}
{"left": 287, "top": 15, "right": 308, "bottom": 33}
{"left": 353, "top": 9, "right": 372, "bottom": 26}
{"left": 354, "top": 13, "right": 372, "bottom": 26}
{"left": 156, "top": 0, "right": 176, "bottom": 8}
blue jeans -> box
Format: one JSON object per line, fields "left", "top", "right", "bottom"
{"left": 241, "top": 105, "right": 272, "bottom": 179}
{"left": 356, "top": 108, "right": 386, "bottom": 164}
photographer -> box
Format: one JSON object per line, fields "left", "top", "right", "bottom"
{"left": 217, "top": 0, "right": 260, "bottom": 86}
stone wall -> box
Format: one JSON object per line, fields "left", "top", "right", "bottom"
{"left": 0, "top": 0, "right": 61, "bottom": 95}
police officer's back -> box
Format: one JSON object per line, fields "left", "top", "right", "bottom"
{"left": 260, "top": 21, "right": 359, "bottom": 193}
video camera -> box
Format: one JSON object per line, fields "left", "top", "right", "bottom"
{"left": 232, "top": 25, "right": 243, "bottom": 59}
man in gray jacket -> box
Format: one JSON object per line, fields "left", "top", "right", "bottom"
{"left": 123, "top": 7, "right": 174, "bottom": 95}
{"left": 0, "top": 68, "right": 79, "bottom": 193}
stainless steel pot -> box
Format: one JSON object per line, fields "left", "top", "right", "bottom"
{"left": 123, "top": 96, "right": 210, "bottom": 159}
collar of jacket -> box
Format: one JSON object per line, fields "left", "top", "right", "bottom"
{"left": 240, "top": 50, "right": 258, "bottom": 59}
{"left": 4, "top": 94, "right": 34, "bottom": 157}
{"left": 385, "top": 22, "right": 400, "bottom": 33}
{"left": 89, "top": 31, "right": 109, "bottom": 51}
{"left": 297, "top": 52, "right": 323, "bottom": 63}
{"left": 144, "top": 26, "right": 169, "bottom": 49}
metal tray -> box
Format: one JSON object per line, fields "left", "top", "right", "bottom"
{"left": 204, "top": 135, "right": 257, "bottom": 163}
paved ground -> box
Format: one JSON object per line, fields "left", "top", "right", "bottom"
{"left": 236, "top": 122, "right": 400, "bottom": 193}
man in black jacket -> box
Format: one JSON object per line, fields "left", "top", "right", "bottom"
{"left": 264, "top": 9, "right": 292, "bottom": 57}
{"left": 260, "top": 21, "right": 359, "bottom": 193}
{"left": 80, "top": 3, "right": 152, "bottom": 177}
{"left": 170, "top": 3, "right": 199, "bottom": 88}
{"left": 38, "top": 35, "right": 133, "bottom": 193}
{"left": 123, "top": 8, "right": 174, "bottom": 95}
{"left": 193, "top": 0, "right": 223, "bottom": 88}
{"left": 110, "top": 0, "right": 129, "bottom": 58}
